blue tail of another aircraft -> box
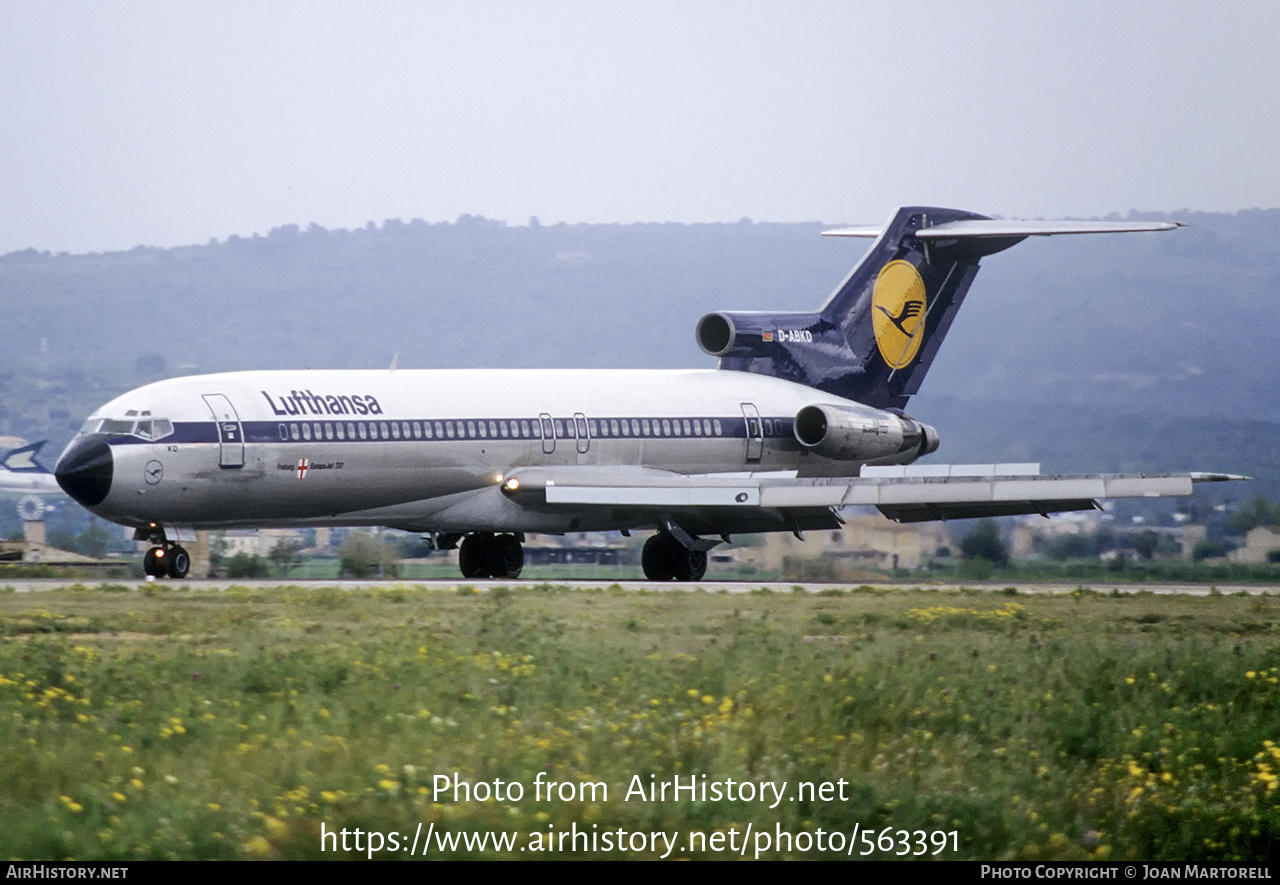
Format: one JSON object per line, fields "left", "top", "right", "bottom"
{"left": 1, "top": 439, "right": 61, "bottom": 496}
{"left": 3, "top": 440, "right": 52, "bottom": 474}
{"left": 696, "top": 206, "right": 1180, "bottom": 410}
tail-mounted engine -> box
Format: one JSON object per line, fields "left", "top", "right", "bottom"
{"left": 794, "top": 403, "right": 939, "bottom": 464}
{"left": 696, "top": 311, "right": 832, "bottom": 358}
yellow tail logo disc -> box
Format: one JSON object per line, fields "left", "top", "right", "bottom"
{"left": 871, "top": 260, "right": 927, "bottom": 369}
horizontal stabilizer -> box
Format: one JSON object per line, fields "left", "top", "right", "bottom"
{"left": 822, "top": 219, "right": 1183, "bottom": 239}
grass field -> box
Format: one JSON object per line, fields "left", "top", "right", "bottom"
{"left": 1, "top": 581, "right": 1277, "bottom": 860}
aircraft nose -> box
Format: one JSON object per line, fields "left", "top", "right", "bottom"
{"left": 55, "top": 435, "right": 113, "bottom": 507}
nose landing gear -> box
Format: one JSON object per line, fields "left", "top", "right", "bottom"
{"left": 143, "top": 544, "right": 190, "bottom": 578}
{"left": 136, "top": 524, "right": 191, "bottom": 579}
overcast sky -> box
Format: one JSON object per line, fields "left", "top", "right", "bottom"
{"left": 2, "top": 1, "right": 1278, "bottom": 255}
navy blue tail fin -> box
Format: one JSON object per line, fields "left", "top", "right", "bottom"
{"left": 696, "top": 207, "right": 1180, "bottom": 409}
{"left": 696, "top": 206, "right": 1024, "bottom": 409}
{"left": 814, "top": 206, "right": 1031, "bottom": 409}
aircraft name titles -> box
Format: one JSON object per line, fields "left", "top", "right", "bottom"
{"left": 262, "top": 390, "right": 384, "bottom": 418}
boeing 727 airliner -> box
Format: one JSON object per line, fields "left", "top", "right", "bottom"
{"left": 53, "top": 207, "right": 1243, "bottom": 580}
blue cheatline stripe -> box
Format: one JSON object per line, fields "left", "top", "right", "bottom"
{"left": 102, "top": 416, "right": 796, "bottom": 446}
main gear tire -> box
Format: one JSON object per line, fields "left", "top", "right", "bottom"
{"left": 489, "top": 534, "right": 524, "bottom": 579}
{"left": 459, "top": 534, "right": 493, "bottom": 579}
{"left": 166, "top": 545, "right": 190, "bottom": 579}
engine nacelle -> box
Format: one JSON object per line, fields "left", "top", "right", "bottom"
{"left": 696, "top": 311, "right": 824, "bottom": 358}
{"left": 794, "top": 403, "right": 939, "bottom": 464}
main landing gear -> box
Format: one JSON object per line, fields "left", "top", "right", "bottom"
{"left": 641, "top": 531, "right": 707, "bottom": 582}
{"left": 458, "top": 532, "right": 525, "bottom": 580}
{"left": 136, "top": 524, "right": 190, "bottom": 579}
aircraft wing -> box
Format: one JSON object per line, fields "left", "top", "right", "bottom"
{"left": 502, "top": 464, "right": 1245, "bottom": 531}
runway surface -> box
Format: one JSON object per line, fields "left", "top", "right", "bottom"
{"left": 5, "top": 578, "right": 1278, "bottom": 595}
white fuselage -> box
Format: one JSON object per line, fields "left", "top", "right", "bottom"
{"left": 65, "top": 368, "right": 907, "bottom": 534}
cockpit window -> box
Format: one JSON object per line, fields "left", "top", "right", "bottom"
{"left": 85, "top": 417, "right": 174, "bottom": 440}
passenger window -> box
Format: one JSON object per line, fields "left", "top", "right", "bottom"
{"left": 302, "top": 424, "right": 312, "bottom": 441}
{"left": 325, "top": 423, "right": 334, "bottom": 440}
{"left": 358, "top": 423, "right": 368, "bottom": 440}
{"left": 291, "top": 424, "right": 301, "bottom": 441}
{"left": 713, "top": 419, "right": 722, "bottom": 435}
{"left": 336, "top": 423, "right": 345, "bottom": 440}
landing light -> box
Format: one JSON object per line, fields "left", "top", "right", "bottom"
{"left": 504, "top": 478, "right": 520, "bottom": 492}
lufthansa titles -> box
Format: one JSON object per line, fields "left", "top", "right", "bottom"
{"left": 262, "top": 389, "right": 384, "bottom": 417}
